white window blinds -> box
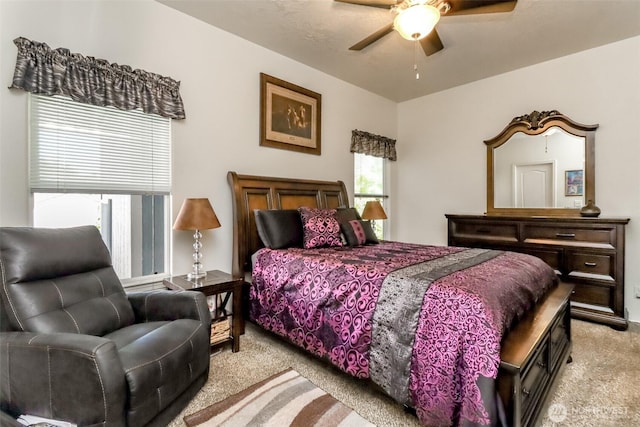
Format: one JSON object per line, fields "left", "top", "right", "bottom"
{"left": 29, "top": 94, "right": 171, "bottom": 195}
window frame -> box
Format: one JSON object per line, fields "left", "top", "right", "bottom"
{"left": 353, "top": 152, "right": 389, "bottom": 240}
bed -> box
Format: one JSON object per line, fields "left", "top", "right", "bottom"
{"left": 227, "top": 171, "right": 572, "bottom": 427}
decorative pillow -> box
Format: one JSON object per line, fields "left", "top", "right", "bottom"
{"left": 341, "top": 220, "right": 367, "bottom": 246}
{"left": 298, "top": 207, "right": 343, "bottom": 249}
{"left": 254, "top": 209, "right": 303, "bottom": 249}
{"left": 334, "top": 207, "right": 362, "bottom": 224}
{"left": 362, "top": 220, "right": 379, "bottom": 244}
{"left": 341, "top": 220, "right": 379, "bottom": 246}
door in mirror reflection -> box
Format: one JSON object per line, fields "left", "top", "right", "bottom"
{"left": 514, "top": 162, "right": 554, "bottom": 208}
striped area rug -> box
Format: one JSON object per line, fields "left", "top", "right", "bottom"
{"left": 183, "top": 368, "right": 375, "bottom": 427}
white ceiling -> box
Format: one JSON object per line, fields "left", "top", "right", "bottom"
{"left": 158, "top": 0, "right": 640, "bottom": 102}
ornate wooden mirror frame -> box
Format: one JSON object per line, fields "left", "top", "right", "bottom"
{"left": 485, "top": 110, "right": 598, "bottom": 216}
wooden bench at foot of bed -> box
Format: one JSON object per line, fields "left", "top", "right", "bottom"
{"left": 498, "top": 282, "right": 573, "bottom": 427}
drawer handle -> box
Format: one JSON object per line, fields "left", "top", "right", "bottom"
{"left": 556, "top": 233, "right": 576, "bottom": 238}
{"left": 584, "top": 262, "right": 597, "bottom": 267}
{"left": 522, "top": 388, "right": 531, "bottom": 397}
{"left": 536, "top": 360, "right": 547, "bottom": 369}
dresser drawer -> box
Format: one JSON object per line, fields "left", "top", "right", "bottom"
{"left": 522, "top": 248, "right": 563, "bottom": 273}
{"left": 566, "top": 251, "right": 615, "bottom": 282}
{"left": 572, "top": 282, "right": 614, "bottom": 310}
{"left": 449, "top": 220, "right": 518, "bottom": 243}
{"left": 522, "top": 225, "right": 615, "bottom": 249}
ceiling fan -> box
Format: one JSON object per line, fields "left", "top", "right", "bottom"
{"left": 335, "top": 0, "right": 517, "bottom": 56}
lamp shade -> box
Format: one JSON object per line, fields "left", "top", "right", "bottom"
{"left": 394, "top": 4, "right": 440, "bottom": 41}
{"left": 361, "top": 200, "right": 388, "bottom": 220}
{"left": 173, "top": 198, "right": 221, "bottom": 230}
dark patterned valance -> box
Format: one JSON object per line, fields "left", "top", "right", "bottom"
{"left": 9, "top": 37, "right": 185, "bottom": 120}
{"left": 350, "top": 129, "right": 397, "bottom": 161}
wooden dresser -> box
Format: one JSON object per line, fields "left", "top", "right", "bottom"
{"left": 446, "top": 214, "right": 630, "bottom": 330}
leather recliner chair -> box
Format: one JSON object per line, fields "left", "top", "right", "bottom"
{"left": 0, "top": 226, "right": 211, "bottom": 426}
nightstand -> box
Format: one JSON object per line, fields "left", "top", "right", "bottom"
{"left": 163, "top": 270, "right": 243, "bottom": 352}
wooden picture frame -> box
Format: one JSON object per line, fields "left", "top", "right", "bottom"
{"left": 260, "top": 73, "right": 321, "bottom": 155}
{"left": 565, "top": 169, "right": 584, "bottom": 196}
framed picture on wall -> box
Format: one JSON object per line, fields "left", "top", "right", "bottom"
{"left": 260, "top": 73, "right": 321, "bottom": 155}
{"left": 565, "top": 169, "right": 584, "bottom": 196}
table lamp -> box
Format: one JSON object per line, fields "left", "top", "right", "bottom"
{"left": 173, "top": 198, "right": 221, "bottom": 280}
{"left": 362, "top": 200, "right": 387, "bottom": 234}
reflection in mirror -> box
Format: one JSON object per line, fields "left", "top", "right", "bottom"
{"left": 493, "top": 127, "right": 585, "bottom": 208}
{"left": 485, "top": 110, "right": 598, "bottom": 217}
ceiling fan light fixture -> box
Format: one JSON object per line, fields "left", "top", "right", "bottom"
{"left": 394, "top": 4, "right": 440, "bottom": 41}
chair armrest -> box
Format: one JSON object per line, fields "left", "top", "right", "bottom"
{"left": 0, "top": 332, "right": 126, "bottom": 425}
{"left": 127, "top": 290, "right": 211, "bottom": 325}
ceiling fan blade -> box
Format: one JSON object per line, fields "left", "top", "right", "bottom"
{"left": 444, "top": 0, "right": 517, "bottom": 16}
{"left": 334, "top": 0, "right": 402, "bottom": 9}
{"left": 420, "top": 29, "right": 444, "bottom": 56}
{"left": 349, "top": 23, "right": 395, "bottom": 51}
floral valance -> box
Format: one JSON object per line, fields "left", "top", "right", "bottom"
{"left": 350, "top": 129, "right": 397, "bottom": 161}
{"left": 9, "top": 37, "right": 185, "bottom": 120}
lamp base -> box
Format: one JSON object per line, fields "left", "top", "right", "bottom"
{"left": 187, "top": 270, "right": 207, "bottom": 280}
{"left": 187, "top": 231, "right": 207, "bottom": 281}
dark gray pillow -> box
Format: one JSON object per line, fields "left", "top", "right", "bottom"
{"left": 334, "top": 207, "right": 362, "bottom": 224}
{"left": 254, "top": 209, "right": 303, "bottom": 249}
{"left": 362, "top": 220, "right": 380, "bottom": 244}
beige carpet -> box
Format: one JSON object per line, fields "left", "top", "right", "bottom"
{"left": 170, "top": 320, "right": 640, "bottom": 427}
{"left": 539, "top": 319, "right": 640, "bottom": 427}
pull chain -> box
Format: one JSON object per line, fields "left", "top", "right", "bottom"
{"left": 414, "top": 39, "right": 420, "bottom": 80}
{"left": 545, "top": 135, "right": 548, "bottom": 154}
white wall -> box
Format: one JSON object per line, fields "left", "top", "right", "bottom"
{"left": 0, "top": 0, "right": 397, "bottom": 276}
{"left": 395, "top": 36, "right": 640, "bottom": 322}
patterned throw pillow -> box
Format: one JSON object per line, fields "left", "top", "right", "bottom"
{"left": 347, "top": 220, "right": 367, "bottom": 246}
{"left": 341, "top": 219, "right": 378, "bottom": 246}
{"left": 298, "top": 207, "right": 343, "bottom": 249}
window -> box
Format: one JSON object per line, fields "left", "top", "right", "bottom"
{"left": 30, "top": 94, "right": 171, "bottom": 282}
{"left": 354, "top": 153, "right": 388, "bottom": 239}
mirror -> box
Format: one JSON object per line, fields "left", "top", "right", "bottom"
{"left": 485, "top": 110, "right": 598, "bottom": 216}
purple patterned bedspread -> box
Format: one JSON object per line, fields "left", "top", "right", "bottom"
{"left": 250, "top": 241, "right": 557, "bottom": 426}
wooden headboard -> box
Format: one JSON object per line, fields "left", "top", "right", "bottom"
{"left": 227, "top": 171, "right": 349, "bottom": 279}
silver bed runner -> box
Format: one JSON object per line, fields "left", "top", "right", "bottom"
{"left": 369, "top": 248, "right": 502, "bottom": 405}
